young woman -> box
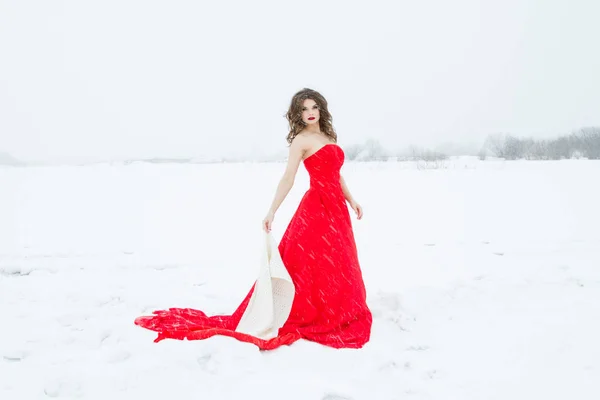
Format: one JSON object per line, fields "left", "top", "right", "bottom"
{"left": 135, "top": 88, "right": 372, "bottom": 350}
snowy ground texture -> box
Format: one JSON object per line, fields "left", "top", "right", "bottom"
{"left": 2, "top": 157, "right": 600, "bottom": 399}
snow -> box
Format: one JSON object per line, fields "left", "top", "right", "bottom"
{"left": 1, "top": 158, "right": 599, "bottom": 399}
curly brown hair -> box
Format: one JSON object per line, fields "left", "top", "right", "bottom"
{"left": 284, "top": 88, "right": 337, "bottom": 145}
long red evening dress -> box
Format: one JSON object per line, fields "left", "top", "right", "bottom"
{"left": 134, "top": 143, "right": 372, "bottom": 350}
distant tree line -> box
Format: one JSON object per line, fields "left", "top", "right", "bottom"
{"left": 341, "top": 126, "right": 600, "bottom": 162}
{"left": 343, "top": 139, "right": 449, "bottom": 162}
{"left": 480, "top": 127, "right": 600, "bottom": 160}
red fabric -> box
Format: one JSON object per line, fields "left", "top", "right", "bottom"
{"left": 134, "top": 144, "right": 372, "bottom": 350}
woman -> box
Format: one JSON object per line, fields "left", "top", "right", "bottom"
{"left": 135, "top": 88, "right": 372, "bottom": 350}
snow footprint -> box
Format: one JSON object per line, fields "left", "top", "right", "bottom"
{"left": 371, "top": 291, "right": 413, "bottom": 331}
{"left": 43, "top": 380, "right": 83, "bottom": 398}
{"left": 3, "top": 350, "right": 27, "bottom": 362}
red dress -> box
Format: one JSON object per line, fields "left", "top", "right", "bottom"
{"left": 134, "top": 144, "right": 372, "bottom": 350}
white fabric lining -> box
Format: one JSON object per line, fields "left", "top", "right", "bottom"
{"left": 235, "top": 232, "right": 296, "bottom": 339}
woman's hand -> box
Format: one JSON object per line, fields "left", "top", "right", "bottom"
{"left": 263, "top": 211, "right": 275, "bottom": 232}
{"left": 350, "top": 200, "right": 363, "bottom": 220}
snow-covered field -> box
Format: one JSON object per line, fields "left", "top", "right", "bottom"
{"left": 1, "top": 158, "right": 599, "bottom": 399}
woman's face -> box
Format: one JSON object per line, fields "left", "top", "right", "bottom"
{"left": 301, "top": 98, "right": 320, "bottom": 125}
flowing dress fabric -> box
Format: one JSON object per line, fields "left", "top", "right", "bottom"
{"left": 134, "top": 144, "right": 373, "bottom": 350}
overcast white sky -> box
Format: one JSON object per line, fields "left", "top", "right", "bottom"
{"left": 1, "top": 0, "right": 599, "bottom": 163}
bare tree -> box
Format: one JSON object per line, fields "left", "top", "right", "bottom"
{"left": 478, "top": 147, "right": 487, "bottom": 160}
{"left": 483, "top": 133, "right": 509, "bottom": 158}
{"left": 408, "top": 145, "right": 448, "bottom": 169}
{"left": 503, "top": 135, "right": 526, "bottom": 160}
{"left": 520, "top": 138, "right": 536, "bottom": 160}
{"left": 529, "top": 140, "right": 549, "bottom": 160}
{"left": 409, "top": 146, "right": 448, "bottom": 162}
{"left": 547, "top": 136, "right": 573, "bottom": 160}
{"left": 577, "top": 127, "right": 600, "bottom": 159}
{"left": 359, "top": 138, "right": 388, "bottom": 161}
{"left": 342, "top": 144, "right": 363, "bottom": 161}
{"left": 341, "top": 139, "right": 389, "bottom": 161}
{"left": 482, "top": 133, "right": 526, "bottom": 159}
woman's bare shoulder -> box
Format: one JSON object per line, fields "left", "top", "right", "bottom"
{"left": 290, "top": 132, "right": 310, "bottom": 148}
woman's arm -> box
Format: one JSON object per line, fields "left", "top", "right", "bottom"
{"left": 263, "top": 139, "right": 305, "bottom": 231}
{"left": 340, "top": 174, "right": 355, "bottom": 204}
{"left": 340, "top": 174, "right": 363, "bottom": 219}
